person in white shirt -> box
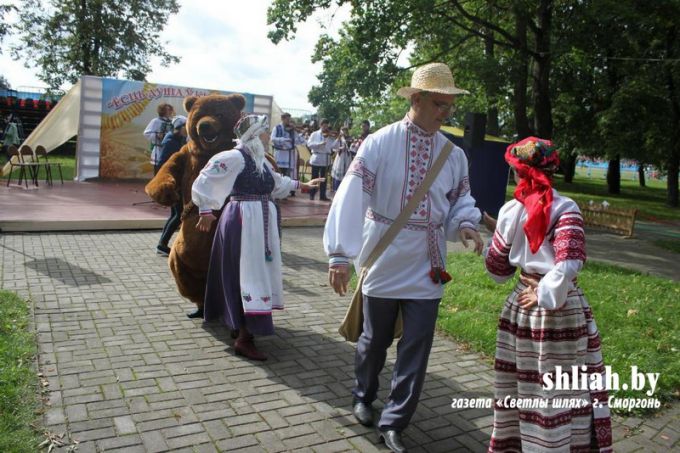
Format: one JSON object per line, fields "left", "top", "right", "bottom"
{"left": 306, "top": 118, "right": 338, "bottom": 201}
{"left": 330, "top": 126, "right": 354, "bottom": 192}
{"left": 192, "top": 114, "right": 323, "bottom": 361}
{"left": 323, "top": 62, "right": 483, "bottom": 453}
{"left": 271, "top": 112, "right": 306, "bottom": 180}
{"left": 143, "top": 103, "right": 175, "bottom": 174}
{"left": 484, "top": 137, "right": 612, "bottom": 452}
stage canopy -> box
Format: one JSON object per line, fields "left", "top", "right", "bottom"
{"left": 2, "top": 76, "right": 276, "bottom": 181}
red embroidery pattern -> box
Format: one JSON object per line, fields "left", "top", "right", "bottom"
{"left": 446, "top": 176, "right": 470, "bottom": 205}
{"left": 485, "top": 232, "right": 516, "bottom": 277}
{"left": 402, "top": 119, "right": 434, "bottom": 222}
{"left": 347, "top": 157, "right": 375, "bottom": 195}
{"left": 366, "top": 208, "right": 436, "bottom": 232}
{"left": 553, "top": 214, "right": 586, "bottom": 263}
{"left": 366, "top": 208, "right": 444, "bottom": 269}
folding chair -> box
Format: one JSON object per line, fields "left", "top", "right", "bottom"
{"left": 5, "top": 145, "right": 36, "bottom": 188}
{"left": 296, "top": 144, "right": 312, "bottom": 180}
{"left": 35, "top": 145, "right": 64, "bottom": 185}
{"left": 19, "top": 145, "right": 41, "bottom": 186}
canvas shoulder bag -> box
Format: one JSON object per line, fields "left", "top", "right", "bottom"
{"left": 338, "top": 140, "right": 454, "bottom": 342}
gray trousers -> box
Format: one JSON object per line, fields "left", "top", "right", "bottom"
{"left": 353, "top": 295, "right": 441, "bottom": 431}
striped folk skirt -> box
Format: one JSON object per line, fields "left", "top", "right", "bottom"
{"left": 489, "top": 279, "right": 613, "bottom": 452}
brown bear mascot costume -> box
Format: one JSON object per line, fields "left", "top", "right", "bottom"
{"left": 146, "top": 94, "right": 245, "bottom": 318}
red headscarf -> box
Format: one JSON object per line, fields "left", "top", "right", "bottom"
{"left": 504, "top": 137, "right": 560, "bottom": 254}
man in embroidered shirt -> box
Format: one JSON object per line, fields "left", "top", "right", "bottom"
{"left": 271, "top": 112, "right": 305, "bottom": 180}
{"left": 323, "top": 62, "right": 483, "bottom": 453}
{"left": 306, "top": 118, "right": 337, "bottom": 201}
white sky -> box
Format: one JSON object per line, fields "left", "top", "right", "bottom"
{"left": 0, "top": 1, "right": 352, "bottom": 112}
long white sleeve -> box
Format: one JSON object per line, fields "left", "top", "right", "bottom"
{"left": 484, "top": 202, "right": 520, "bottom": 283}
{"left": 268, "top": 161, "right": 300, "bottom": 199}
{"left": 191, "top": 150, "right": 245, "bottom": 214}
{"left": 536, "top": 209, "right": 586, "bottom": 310}
{"left": 537, "top": 260, "right": 582, "bottom": 310}
{"left": 445, "top": 151, "right": 481, "bottom": 242}
{"left": 323, "top": 135, "right": 375, "bottom": 266}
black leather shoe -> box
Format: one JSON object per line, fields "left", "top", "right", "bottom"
{"left": 352, "top": 399, "right": 374, "bottom": 426}
{"left": 186, "top": 308, "right": 204, "bottom": 319}
{"left": 379, "top": 429, "right": 407, "bottom": 453}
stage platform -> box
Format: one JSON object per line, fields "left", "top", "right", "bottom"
{"left": 0, "top": 180, "right": 330, "bottom": 232}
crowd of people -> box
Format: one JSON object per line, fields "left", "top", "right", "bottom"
{"left": 146, "top": 62, "right": 613, "bottom": 453}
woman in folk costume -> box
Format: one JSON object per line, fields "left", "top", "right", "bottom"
{"left": 330, "top": 126, "right": 354, "bottom": 192}
{"left": 484, "top": 137, "right": 612, "bottom": 452}
{"left": 192, "top": 114, "right": 322, "bottom": 361}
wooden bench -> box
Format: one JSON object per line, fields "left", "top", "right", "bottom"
{"left": 578, "top": 204, "right": 637, "bottom": 237}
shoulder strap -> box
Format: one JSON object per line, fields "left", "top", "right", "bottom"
{"left": 362, "top": 139, "right": 454, "bottom": 270}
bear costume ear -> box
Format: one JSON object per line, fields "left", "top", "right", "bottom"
{"left": 184, "top": 96, "right": 198, "bottom": 112}
{"left": 229, "top": 94, "right": 246, "bottom": 111}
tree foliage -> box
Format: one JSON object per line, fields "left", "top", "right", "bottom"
{"left": 268, "top": 0, "right": 680, "bottom": 204}
{"left": 11, "top": 0, "right": 181, "bottom": 89}
{"left": 0, "top": 2, "right": 16, "bottom": 50}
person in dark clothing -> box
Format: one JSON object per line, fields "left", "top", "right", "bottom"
{"left": 156, "top": 115, "right": 188, "bottom": 256}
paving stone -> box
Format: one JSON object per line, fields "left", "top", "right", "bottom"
{"left": 96, "top": 434, "right": 143, "bottom": 450}
{"left": 140, "top": 430, "right": 170, "bottom": 453}
{"left": 114, "top": 415, "right": 137, "bottom": 435}
{"left": 1, "top": 229, "right": 673, "bottom": 452}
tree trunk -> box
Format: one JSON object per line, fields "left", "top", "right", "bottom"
{"left": 638, "top": 163, "right": 646, "bottom": 187}
{"left": 484, "top": 32, "right": 500, "bottom": 136}
{"left": 486, "top": 106, "right": 500, "bottom": 137}
{"left": 668, "top": 158, "right": 679, "bottom": 207}
{"left": 607, "top": 156, "right": 621, "bottom": 194}
{"left": 512, "top": 12, "right": 531, "bottom": 139}
{"left": 562, "top": 153, "right": 577, "bottom": 183}
{"left": 532, "top": 0, "right": 553, "bottom": 139}
{"left": 78, "top": 0, "right": 91, "bottom": 74}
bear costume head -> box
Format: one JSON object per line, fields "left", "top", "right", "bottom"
{"left": 145, "top": 92, "right": 247, "bottom": 308}
{"left": 184, "top": 94, "right": 246, "bottom": 155}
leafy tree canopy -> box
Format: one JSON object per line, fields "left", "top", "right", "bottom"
{"left": 11, "top": 0, "right": 181, "bottom": 89}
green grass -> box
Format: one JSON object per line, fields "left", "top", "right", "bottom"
{"left": 438, "top": 253, "right": 680, "bottom": 413}
{"left": 1, "top": 155, "right": 75, "bottom": 183}
{"left": 503, "top": 167, "right": 680, "bottom": 222}
{"left": 0, "top": 290, "right": 40, "bottom": 452}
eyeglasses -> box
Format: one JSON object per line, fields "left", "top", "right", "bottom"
{"left": 432, "top": 99, "right": 456, "bottom": 114}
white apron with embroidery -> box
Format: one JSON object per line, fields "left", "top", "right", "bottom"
{"left": 192, "top": 147, "right": 299, "bottom": 315}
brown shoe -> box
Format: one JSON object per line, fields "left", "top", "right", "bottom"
{"left": 234, "top": 337, "right": 267, "bottom": 361}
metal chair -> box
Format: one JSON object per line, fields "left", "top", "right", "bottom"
{"left": 5, "top": 145, "right": 37, "bottom": 188}
{"left": 19, "top": 145, "right": 41, "bottom": 186}
{"left": 35, "top": 145, "right": 64, "bottom": 185}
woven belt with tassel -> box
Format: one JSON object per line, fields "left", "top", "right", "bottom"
{"left": 232, "top": 194, "right": 274, "bottom": 262}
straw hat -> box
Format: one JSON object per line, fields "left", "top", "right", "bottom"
{"left": 397, "top": 62, "right": 469, "bottom": 98}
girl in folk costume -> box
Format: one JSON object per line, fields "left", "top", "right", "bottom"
{"left": 485, "top": 137, "right": 612, "bottom": 452}
{"left": 192, "top": 115, "right": 322, "bottom": 361}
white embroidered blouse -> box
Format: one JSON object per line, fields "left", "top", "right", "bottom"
{"left": 484, "top": 191, "right": 587, "bottom": 310}
{"left": 191, "top": 148, "right": 300, "bottom": 215}
{"left": 323, "top": 116, "right": 481, "bottom": 300}
{"left": 307, "top": 129, "right": 338, "bottom": 167}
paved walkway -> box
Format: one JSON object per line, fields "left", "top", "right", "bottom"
{"left": 0, "top": 227, "right": 678, "bottom": 452}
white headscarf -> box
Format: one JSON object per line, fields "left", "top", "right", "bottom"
{"left": 234, "top": 114, "right": 269, "bottom": 173}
